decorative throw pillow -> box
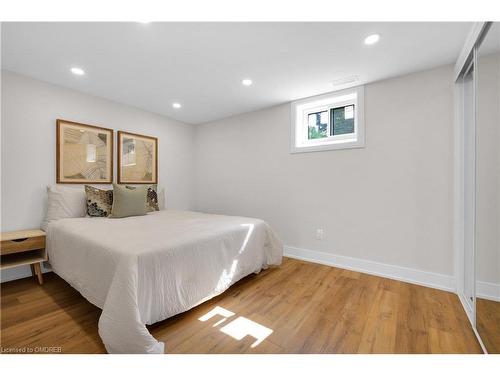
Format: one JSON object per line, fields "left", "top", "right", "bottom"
{"left": 111, "top": 184, "right": 148, "bottom": 218}
{"left": 145, "top": 185, "right": 160, "bottom": 212}
{"left": 124, "top": 184, "right": 159, "bottom": 212}
{"left": 85, "top": 185, "right": 113, "bottom": 217}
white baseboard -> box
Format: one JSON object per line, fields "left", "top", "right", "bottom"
{"left": 284, "top": 246, "right": 456, "bottom": 293}
{"left": 477, "top": 280, "right": 500, "bottom": 302}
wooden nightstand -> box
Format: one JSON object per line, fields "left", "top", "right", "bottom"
{"left": 1, "top": 229, "right": 47, "bottom": 285}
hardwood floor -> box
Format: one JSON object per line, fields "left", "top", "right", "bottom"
{"left": 477, "top": 298, "right": 500, "bottom": 354}
{"left": 0, "top": 257, "right": 482, "bottom": 354}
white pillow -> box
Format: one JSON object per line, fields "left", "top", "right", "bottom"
{"left": 41, "top": 185, "right": 87, "bottom": 231}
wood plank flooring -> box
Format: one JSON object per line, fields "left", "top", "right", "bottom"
{"left": 0, "top": 257, "right": 482, "bottom": 354}
{"left": 477, "top": 298, "right": 500, "bottom": 353}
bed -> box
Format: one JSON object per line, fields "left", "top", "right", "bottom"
{"left": 46, "top": 210, "right": 283, "bottom": 353}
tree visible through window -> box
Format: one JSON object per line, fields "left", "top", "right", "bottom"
{"left": 308, "top": 111, "right": 328, "bottom": 139}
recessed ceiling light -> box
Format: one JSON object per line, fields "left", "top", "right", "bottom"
{"left": 364, "top": 34, "right": 380, "bottom": 45}
{"left": 242, "top": 79, "right": 253, "bottom": 86}
{"left": 172, "top": 103, "right": 182, "bottom": 109}
{"left": 70, "top": 67, "right": 85, "bottom": 76}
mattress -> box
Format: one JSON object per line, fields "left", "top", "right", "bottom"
{"left": 46, "top": 210, "right": 283, "bottom": 353}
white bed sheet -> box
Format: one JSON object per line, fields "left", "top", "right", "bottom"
{"left": 46, "top": 210, "right": 283, "bottom": 354}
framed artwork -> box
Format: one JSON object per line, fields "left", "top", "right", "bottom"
{"left": 56, "top": 119, "right": 113, "bottom": 184}
{"left": 117, "top": 131, "right": 158, "bottom": 184}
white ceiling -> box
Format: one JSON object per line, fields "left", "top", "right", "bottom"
{"left": 1, "top": 22, "right": 471, "bottom": 124}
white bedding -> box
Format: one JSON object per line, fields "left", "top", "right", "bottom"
{"left": 46, "top": 210, "right": 283, "bottom": 353}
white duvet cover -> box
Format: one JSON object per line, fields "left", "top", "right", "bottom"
{"left": 46, "top": 210, "right": 283, "bottom": 353}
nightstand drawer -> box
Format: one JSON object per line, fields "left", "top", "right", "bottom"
{"left": 1, "top": 235, "right": 46, "bottom": 256}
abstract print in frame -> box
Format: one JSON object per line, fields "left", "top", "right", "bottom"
{"left": 117, "top": 131, "right": 158, "bottom": 184}
{"left": 56, "top": 119, "right": 113, "bottom": 184}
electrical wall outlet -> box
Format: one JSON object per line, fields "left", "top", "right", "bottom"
{"left": 316, "top": 229, "right": 324, "bottom": 240}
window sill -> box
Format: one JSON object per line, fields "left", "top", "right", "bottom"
{"left": 290, "top": 139, "right": 365, "bottom": 154}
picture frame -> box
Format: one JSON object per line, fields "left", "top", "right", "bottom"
{"left": 117, "top": 131, "right": 158, "bottom": 184}
{"left": 56, "top": 119, "right": 114, "bottom": 184}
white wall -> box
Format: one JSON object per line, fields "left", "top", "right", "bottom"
{"left": 1, "top": 66, "right": 458, "bottom": 285}
{"left": 1, "top": 71, "right": 196, "bottom": 280}
{"left": 195, "top": 65, "right": 455, "bottom": 277}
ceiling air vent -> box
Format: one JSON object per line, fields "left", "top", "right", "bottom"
{"left": 331, "top": 75, "right": 359, "bottom": 87}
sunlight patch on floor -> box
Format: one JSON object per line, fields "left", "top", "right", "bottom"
{"left": 220, "top": 316, "right": 273, "bottom": 348}
{"left": 198, "top": 306, "right": 273, "bottom": 348}
{"left": 198, "top": 306, "right": 235, "bottom": 328}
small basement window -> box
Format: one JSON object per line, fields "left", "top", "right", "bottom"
{"left": 290, "top": 86, "right": 365, "bottom": 153}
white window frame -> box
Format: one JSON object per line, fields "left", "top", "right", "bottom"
{"left": 290, "top": 86, "right": 365, "bottom": 153}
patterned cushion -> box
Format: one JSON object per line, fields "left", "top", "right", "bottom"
{"left": 85, "top": 185, "right": 113, "bottom": 217}
{"left": 145, "top": 185, "right": 160, "bottom": 212}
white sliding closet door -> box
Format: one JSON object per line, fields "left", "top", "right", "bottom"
{"left": 463, "top": 61, "right": 476, "bottom": 315}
